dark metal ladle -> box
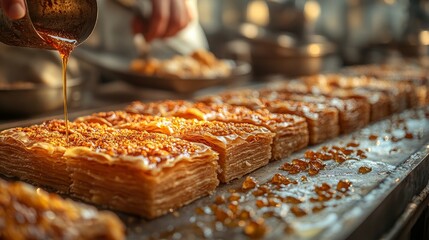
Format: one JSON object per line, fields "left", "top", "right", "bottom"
{"left": 0, "top": 0, "right": 97, "bottom": 49}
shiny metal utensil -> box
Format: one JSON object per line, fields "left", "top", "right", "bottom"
{"left": 0, "top": 0, "right": 97, "bottom": 49}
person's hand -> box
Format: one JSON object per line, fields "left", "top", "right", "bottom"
{"left": 0, "top": 0, "right": 25, "bottom": 20}
{"left": 132, "top": 0, "right": 192, "bottom": 42}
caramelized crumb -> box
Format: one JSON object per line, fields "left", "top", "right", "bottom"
{"left": 238, "top": 209, "right": 252, "bottom": 220}
{"left": 336, "top": 180, "right": 352, "bottom": 193}
{"left": 267, "top": 198, "right": 281, "bottom": 207}
{"left": 262, "top": 211, "right": 276, "bottom": 218}
{"left": 210, "top": 204, "right": 218, "bottom": 212}
{"left": 312, "top": 205, "right": 326, "bottom": 213}
{"left": 369, "top": 134, "right": 378, "bottom": 140}
{"left": 214, "top": 196, "right": 226, "bottom": 205}
{"left": 292, "top": 159, "right": 309, "bottom": 171}
{"left": 404, "top": 132, "right": 414, "bottom": 139}
{"left": 242, "top": 176, "right": 258, "bottom": 191}
{"left": 271, "top": 173, "right": 293, "bottom": 185}
{"left": 358, "top": 166, "right": 372, "bottom": 174}
{"left": 346, "top": 142, "right": 360, "bottom": 148}
{"left": 309, "top": 159, "right": 325, "bottom": 170}
{"left": 282, "top": 196, "right": 302, "bottom": 204}
{"left": 339, "top": 148, "right": 353, "bottom": 155}
{"left": 252, "top": 185, "right": 271, "bottom": 197}
{"left": 304, "top": 150, "right": 316, "bottom": 159}
{"left": 228, "top": 193, "right": 241, "bottom": 202}
{"left": 334, "top": 154, "right": 347, "bottom": 164}
{"left": 356, "top": 149, "right": 367, "bottom": 159}
{"left": 308, "top": 166, "right": 320, "bottom": 176}
{"left": 195, "top": 207, "right": 204, "bottom": 215}
{"left": 284, "top": 224, "right": 294, "bottom": 234}
{"left": 215, "top": 208, "right": 233, "bottom": 223}
{"left": 279, "top": 162, "right": 294, "bottom": 171}
{"left": 290, "top": 206, "right": 307, "bottom": 217}
{"left": 244, "top": 219, "right": 268, "bottom": 238}
{"left": 228, "top": 202, "right": 239, "bottom": 214}
{"left": 256, "top": 199, "right": 267, "bottom": 208}
{"left": 288, "top": 165, "right": 302, "bottom": 174}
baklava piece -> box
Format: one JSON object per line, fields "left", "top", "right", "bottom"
{"left": 126, "top": 101, "right": 309, "bottom": 160}
{"left": 344, "top": 64, "right": 429, "bottom": 106}
{"left": 303, "top": 74, "right": 409, "bottom": 113}
{"left": 76, "top": 111, "right": 274, "bottom": 183}
{"left": 268, "top": 78, "right": 391, "bottom": 122}
{"left": 199, "top": 94, "right": 339, "bottom": 145}
{"left": 0, "top": 179, "right": 124, "bottom": 240}
{"left": 0, "top": 123, "right": 71, "bottom": 193}
{"left": 0, "top": 120, "right": 219, "bottom": 218}
{"left": 328, "top": 88, "right": 391, "bottom": 122}
{"left": 260, "top": 90, "right": 370, "bottom": 134}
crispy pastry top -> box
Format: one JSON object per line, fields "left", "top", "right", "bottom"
{"left": 0, "top": 120, "right": 216, "bottom": 172}
{"left": 126, "top": 101, "right": 306, "bottom": 129}
{"left": 77, "top": 111, "right": 274, "bottom": 144}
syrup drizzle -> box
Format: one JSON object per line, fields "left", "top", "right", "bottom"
{"left": 37, "top": 32, "right": 77, "bottom": 143}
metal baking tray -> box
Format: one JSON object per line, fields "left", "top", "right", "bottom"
{"left": 99, "top": 108, "right": 426, "bottom": 240}
{"left": 73, "top": 48, "right": 252, "bottom": 94}
{"left": 1, "top": 106, "right": 428, "bottom": 239}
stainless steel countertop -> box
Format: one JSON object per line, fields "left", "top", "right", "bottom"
{"left": 119, "top": 108, "right": 429, "bottom": 240}
{"left": 0, "top": 88, "right": 428, "bottom": 240}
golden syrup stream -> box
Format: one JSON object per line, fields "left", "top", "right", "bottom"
{"left": 61, "top": 53, "right": 70, "bottom": 142}
{"left": 37, "top": 31, "right": 77, "bottom": 144}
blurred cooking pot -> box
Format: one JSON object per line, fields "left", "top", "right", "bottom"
{"left": 264, "top": 0, "right": 305, "bottom": 35}
{"left": 0, "top": 44, "right": 82, "bottom": 116}
{"left": 239, "top": 23, "right": 340, "bottom": 77}
{"left": 0, "top": 78, "right": 82, "bottom": 117}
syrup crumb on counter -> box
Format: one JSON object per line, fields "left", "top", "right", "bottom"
{"left": 279, "top": 144, "right": 367, "bottom": 177}
{"left": 358, "top": 166, "right": 372, "bottom": 174}
{"left": 194, "top": 173, "right": 355, "bottom": 238}
{"left": 368, "top": 134, "right": 378, "bottom": 141}
{"left": 242, "top": 176, "right": 258, "bottom": 191}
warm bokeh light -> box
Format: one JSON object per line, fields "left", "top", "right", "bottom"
{"left": 419, "top": 30, "right": 429, "bottom": 45}
{"left": 308, "top": 43, "right": 322, "bottom": 56}
{"left": 240, "top": 23, "right": 259, "bottom": 39}
{"left": 304, "top": 0, "right": 321, "bottom": 22}
{"left": 246, "top": 0, "right": 269, "bottom": 26}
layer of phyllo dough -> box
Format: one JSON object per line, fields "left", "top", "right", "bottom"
{"left": 0, "top": 120, "right": 219, "bottom": 218}
{"left": 198, "top": 93, "right": 339, "bottom": 145}
{"left": 126, "top": 101, "right": 309, "bottom": 160}
{"left": 76, "top": 111, "right": 274, "bottom": 183}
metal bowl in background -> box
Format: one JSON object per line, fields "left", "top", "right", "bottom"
{"left": 0, "top": 44, "right": 82, "bottom": 117}
{"left": 0, "top": 78, "right": 82, "bottom": 117}
{"left": 239, "top": 23, "right": 341, "bottom": 77}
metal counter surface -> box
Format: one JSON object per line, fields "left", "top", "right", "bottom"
{"left": 0, "top": 105, "right": 428, "bottom": 240}
{"left": 120, "top": 108, "right": 429, "bottom": 240}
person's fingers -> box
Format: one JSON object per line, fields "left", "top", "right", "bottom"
{"left": 145, "top": 0, "right": 170, "bottom": 42}
{"left": 162, "top": 0, "right": 190, "bottom": 38}
{"left": 1, "top": 0, "right": 25, "bottom": 20}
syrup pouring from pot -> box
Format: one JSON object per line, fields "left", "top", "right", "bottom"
{"left": 0, "top": 0, "right": 97, "bottom": 142}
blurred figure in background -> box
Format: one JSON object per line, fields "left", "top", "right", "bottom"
{"left": 0, "top": 0, "right": 208, "bottom": 58}
{"left": 89, "top": 0, "right": 208, "bottom": 59}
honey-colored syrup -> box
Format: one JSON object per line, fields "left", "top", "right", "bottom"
{"left": 37, "top": 31, "right": 77, "bottom": 143}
